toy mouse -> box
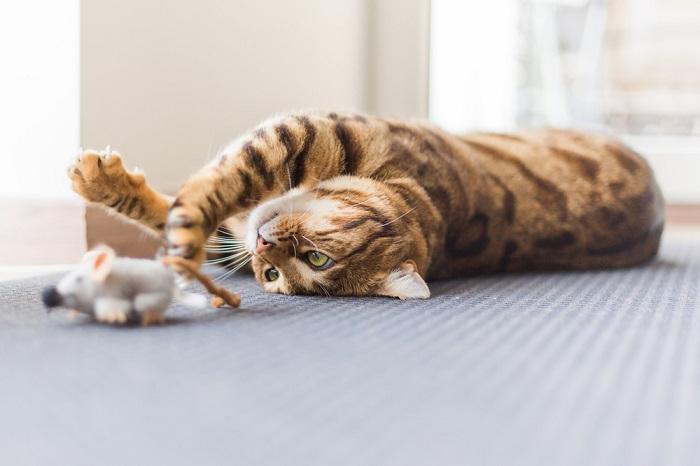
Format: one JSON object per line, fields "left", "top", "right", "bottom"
{"left": 41, "top": 245, "right": 240, "bottom": 325}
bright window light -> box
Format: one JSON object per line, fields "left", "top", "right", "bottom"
{"left": 429, "top": 0, "right": 700, "bottom": 202}
{"left": 0, "top": 0, "right": 79, "bottom": 199}
{"left": 429, "top": 0, "right": 520, "bottom": 133}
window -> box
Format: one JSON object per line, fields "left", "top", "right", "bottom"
{"left": 0, "top": 1, "right": 79, "bottom": 199}
{"left": 430, "top": 0, "right": 700, "bottom": 202}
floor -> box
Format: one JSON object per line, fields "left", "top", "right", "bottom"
{"left": 0, "top": 228, "right": 699, "bottom": 465}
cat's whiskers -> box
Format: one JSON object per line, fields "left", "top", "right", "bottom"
{"left": 206, "top": 236, "right": 246, "bottom": 245}
{"left": 290, "top": 234, "right": 299, "bottom": 258}
{"left": 300, "top": 235, "right": 320, "bottom": 252}
{"left": 286, "top": 173, "right": 296, "bottom": 217}
{"left": 205, "top": 247, "right": 247, "bottom": 254}
{"left": 212, "top": 235, "right": 246, "bottom": 244}
{"left": 318, "top": 283, "right": 331, "bottom": 297}
{"left": 205, "top": 241, "right": 247, "bottom": 249}
{"left": 214, "top": 255, "right": 252, "bottom": 282}
{"left": 214, "top": 225, "right": 246, "bottom": 239}
{"left": 380, "top": 206, "right": 417, "bottom": 227}
{"left": 205, "top": 249, "right": 249, "bottom": 261}
{"left": 206, "top": 241, "right": 246, "bottom": 248}
{"left": 205, "top": 243, "right": 247, "bottom": 252}
{"left": 285, "top": 162, "right": 293, "bottom": 191}
{"left": 204, "top": 249, "right": 251, "bottom": 265}
{"left": 207, "top": 237, "right": 245, "bottom": 245}
{"left": 342, "top": 197, "right": 374, "bottom": 210}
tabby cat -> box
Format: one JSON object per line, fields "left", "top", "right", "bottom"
{"left": 69, "top": 112, "right": 664, "bottom": 299}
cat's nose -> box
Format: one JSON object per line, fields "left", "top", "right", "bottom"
{"left": 255, "top": 235, "right": 274, "bottom": 254}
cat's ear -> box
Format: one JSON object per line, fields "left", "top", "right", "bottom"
{"left": 377, "top": 260, "right": 430, "bottom": 299}
{"left": 85, "top": 245, "right": 115, "bottom": 283}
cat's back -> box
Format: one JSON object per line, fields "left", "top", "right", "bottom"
{"left": 426, "top": 127, "right": 664, "bottom": 276}
{"left": 457, "top": 128, "right": 660, "bottom": 214}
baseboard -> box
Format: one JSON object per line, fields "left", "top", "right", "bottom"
{"left": 0, "top": 198, "right": 86, "bottom": 265}
{"left": 666, "top": 204, "right": 700, "bottom": 225}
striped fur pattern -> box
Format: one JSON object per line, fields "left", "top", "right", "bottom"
{"left": 69, "top": 112, "right": 664, "bottom": 298}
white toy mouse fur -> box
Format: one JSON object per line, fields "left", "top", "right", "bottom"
{"left": 41, "top": 246, "right": 239, "bottom": 325}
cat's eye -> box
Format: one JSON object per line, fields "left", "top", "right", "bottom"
{"left": 306, "top": 251, "right": 333, "bottom": 269}
{"left": 264, "top": 267, "right": 279, "bottom": 281}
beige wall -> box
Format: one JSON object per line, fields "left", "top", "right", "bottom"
{"left": 82, "top": 0, "right": 429, "bottom": 193}
{"left": 369, "top": 0, "right": 430, "bottom": 118}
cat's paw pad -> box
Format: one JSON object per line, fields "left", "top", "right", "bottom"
{"left": 68, "top": 147, "right": 145, "bottom": 203}
{"left": 95, "top": 308, "right": 128, "bottom": 325}
{"left": 165, "top": 207, "right": 207, "bottom": 271}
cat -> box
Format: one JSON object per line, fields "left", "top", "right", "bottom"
{"left": 68, "top": 111, "right": 664, "bottom": 299}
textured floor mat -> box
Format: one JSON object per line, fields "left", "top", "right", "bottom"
{"left": 0, "top": 232, "right": 698, "bottom": 466}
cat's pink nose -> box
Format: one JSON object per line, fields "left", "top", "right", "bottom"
{"left": 255, "top": 235, "right": 274, "bottom": 254}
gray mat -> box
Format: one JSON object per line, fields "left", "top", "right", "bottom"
{"left": 1, "top": 232, "right": 699, "bottom": 466}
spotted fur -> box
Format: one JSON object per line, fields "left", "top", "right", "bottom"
{"left": 69, "top": 112, "right": 664, "bottom": 298}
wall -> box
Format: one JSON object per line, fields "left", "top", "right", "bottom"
{"left": 369, "top": 0, "right": 431, "bottom": 118}
{"left": 82, "top": 0, "right": 374, "bottom": 193}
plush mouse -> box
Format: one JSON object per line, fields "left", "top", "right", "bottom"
{"left": 41, "top": 246, "right": 240, "bottom": 325}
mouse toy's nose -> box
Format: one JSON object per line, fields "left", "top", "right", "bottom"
{"left": 255, "top": 235, "right": 274, "bottom": 254}
{"left": 41, "top": 286, "right": 62, "bottom": 308}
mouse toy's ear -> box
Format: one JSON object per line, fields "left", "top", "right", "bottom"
{"left": 377, "top": 260, "right": 430, "bottom": 300}
{"left": 85, "top": 245, "right": 115, "bottom": 283}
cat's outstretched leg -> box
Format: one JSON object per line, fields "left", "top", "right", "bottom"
{"left": 68, "top": 148, "right": 172, "bottom": 234}
{"left": 165, "top": 114, "right": 349, "bottom": 267}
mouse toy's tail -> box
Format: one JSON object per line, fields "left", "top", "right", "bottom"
{"left": 162, "top": 256, "right": 241, "bottom": 308}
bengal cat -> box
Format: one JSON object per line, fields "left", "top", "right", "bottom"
{"left": 68, "top": 112, "right": 664, "bottom": 299}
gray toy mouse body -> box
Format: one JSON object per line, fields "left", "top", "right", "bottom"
{"left": 42, "top": 246, "right": 204, "bottom": 325}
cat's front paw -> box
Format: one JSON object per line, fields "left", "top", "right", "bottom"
{"left": 68, "top": 148, "right": 145, "bottom": 204}
{"left": 165, "top": 206, "right": 207, "bottom": 272}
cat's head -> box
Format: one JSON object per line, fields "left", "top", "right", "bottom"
{"left": 245, "top": 176, "right": 430, "bottom": 299}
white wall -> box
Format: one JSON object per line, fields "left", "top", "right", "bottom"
{"left": 81, "top": 0, "right": 372, "bottom": 193}
{"left": 369, "top": 0, "right": 431, "bottom": 118}
{"left": 0, "top": 0, "right": 79, "bottom": 198}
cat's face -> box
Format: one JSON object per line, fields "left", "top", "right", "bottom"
{"left": 244, "top": 177, "right": 430, "bottom": 299}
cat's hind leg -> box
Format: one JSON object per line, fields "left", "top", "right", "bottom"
{"left": 68, "top": 148, "right": 172, "bottom": 234}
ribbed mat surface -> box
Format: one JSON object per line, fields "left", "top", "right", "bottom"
{"left": 0, "top": 231, "right": 698, "bottom": 466}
